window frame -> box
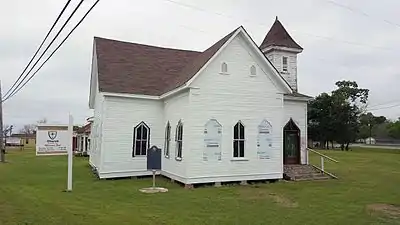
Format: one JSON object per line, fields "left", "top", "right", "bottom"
{"left": 175, "top": 120, "right": 183, "bottom": 161}
{"left": 164, "top": 121, "right": 171, "bottom": 158}
{"left": 282, "top": 56, "right": 288, "bottom": 72}
{"left": 250, "top": 65, "right": 257, "bottom": 76}
{"left": 132, "top": 122, "right": 150, "bottom": 157}
{"left": 221, "top": 62, "right": 228, "bottom": 74}
{"left": 233, "top": 121, "right": 245, "bottom": 158}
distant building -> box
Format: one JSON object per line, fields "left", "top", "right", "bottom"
{"left": 365, "top": 137, "right": 376, "bottom": 145}
{"left": 75, "top": 122, "right": 92, "bottom": 155}
{"left": 9, "top": 133, "right": 36, "bottom": 147}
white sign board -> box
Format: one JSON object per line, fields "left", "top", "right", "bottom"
{"left": 257, "top": 119, "right": 273, "bottom": 159}
{"left": 36, "top": 125, "right": 71, "bottom": 156}
{"left": 203, "top": 119, "right": 222, "bottom": 161}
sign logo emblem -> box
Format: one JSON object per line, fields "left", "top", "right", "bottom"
{"left": 48, "top": 131, "right": 57, "bottom": 140}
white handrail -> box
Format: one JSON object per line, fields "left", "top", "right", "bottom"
{"left": 307, "top": 148, "right": 339, "bottom": 163}
{"left": 311, "top": 165, "right": 338, "bottom": 179}
{"left": 307, "top": 148, "right": 339, "bottom": 179}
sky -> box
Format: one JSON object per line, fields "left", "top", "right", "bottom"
{"left": 1, "top": 0, "right": 400, "bottom": 131}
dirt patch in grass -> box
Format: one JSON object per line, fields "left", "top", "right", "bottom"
{"left": 239, "top": 187, "right": 298, "bottom": 208}
{"left": 366, "top": 204, "right": 400, "bottom": 219}
{"left": 268, "top": 193, "right": 298, "bottom": 208}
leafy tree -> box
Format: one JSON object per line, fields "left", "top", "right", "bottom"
{"left": 387, "top": 118, "right": 400, "bottom": 139}
{"left": 358, "top": 112, "right": 388, "bottom": 139}
{"left": 308, "top": 80, "right": 369, "bottom": 150}
{"left": 308, "top": 93, "right": 335, "bottom": 148}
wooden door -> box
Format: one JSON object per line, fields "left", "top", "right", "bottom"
{"left": 283, "top": 119, "right": 300, "bottom": 164}
{"left": 284, "top": 131, "right": 300, "bottom": 164}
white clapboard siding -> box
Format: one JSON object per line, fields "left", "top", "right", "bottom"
{"left": 99, "top": 97, "right": 164, "bottom": 178}
{"left": 162, "top": 92, "right": 190, "bottom": 183}
{"left": 186, "top": 34, "right": 285, "bottom": 183}
{"left": 283, "top": 99, "right": 307, "bottom": 164}
{"left": 265, "top": 51, "right": 298, "bottom": 91}
{"left": 88, "top": 48, "right": 103, "bottom": 169}
{"left": 89, "top": 90, "right": 104, "bottom": 169}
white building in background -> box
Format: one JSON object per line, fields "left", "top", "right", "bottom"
{"left": 88, "top": 18, "right": 312, "bottom": 184}
{"left": 365, "top": 137, "right": 376, "bottom": 145}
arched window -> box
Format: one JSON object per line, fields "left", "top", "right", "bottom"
{"left": 175, "top": 120, "right": 183, "bottom": 160}
{"left": 250, "top": 65, "right": 256, "bottom": 76}
{"left": 164, "top": 121, "right": 171, "bottom": 158}
{"left": 221, "top": 62, "right": 228, "bottom": 73}
{"left": 132, "top": 122, "right": 150, "bottom": 157}
{"left": 233, "top": 121, "right": 245, "bottom": 158}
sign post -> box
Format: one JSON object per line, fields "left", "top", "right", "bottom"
{"left": 139, "top": 146, "right": 168, "bottom": 193}
{"left": 35, "top": 115, "right": 74, "bottom": 192}
{"left": 152, "top": 169, "right": 156, "bottom": 188}
{"left": 67, "top": 114, "right": 73, "bottom": 192}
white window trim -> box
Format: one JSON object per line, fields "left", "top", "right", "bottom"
{"left": 220, "top": 62, "right": 229, "bottom": 75}
{"left": 164, "top": 121, "right": 171, "bottom": 159}
{"left": 175, "top": 120, "right": 183, "bottom": 161}
{"left": 250, "top": 65, "right": 257, "bottom": 76}
{"left": 133, "top": 122, "right": 150, "bottom": 157}
{"left": 233, "top": 121, "right": 245, "bottom": 158}
{"left": 282, "top": 56, "right": 288, "bottom": 72}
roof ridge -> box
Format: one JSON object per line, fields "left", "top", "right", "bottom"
{"left": 94, "top": 36, "right": 201, "bottom": 53}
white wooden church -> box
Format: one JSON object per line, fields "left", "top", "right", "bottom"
{"left": 88, "top": 18, "right": 312, "bottom": 185}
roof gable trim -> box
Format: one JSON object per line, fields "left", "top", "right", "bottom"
{"left": 182, "top": 27, "right": 292, "bottom": 94}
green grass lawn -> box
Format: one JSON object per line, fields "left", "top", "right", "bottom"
{"left": 1, "top": 148, "right": 400, "bottom": 225}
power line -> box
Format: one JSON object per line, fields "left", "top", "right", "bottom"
{"left": 3, "top": 0, "right": 85, "bottom": 101}
{"left": 158, "top": 0, "right": 397, "bottom": 52}
{"left": 324, "top": 0, "right": 400, "bottom": 29}
{"left": 368, "top": 103, "right": 400, "bottom": 111}
{"left": 4, "top": 0, "right": 72, "bottom": 98}
{"left": 3, "top": 0, "right": 101, "bottom": 103}
{"left": 367, "top": 99, "right": 400, "bottom": 109}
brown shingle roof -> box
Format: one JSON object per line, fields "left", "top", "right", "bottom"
{"left": 260, "top": 17, "right": 303, "bottom": 50}
{"left": 95, "top": 28, "right": 239, "bottom": 96}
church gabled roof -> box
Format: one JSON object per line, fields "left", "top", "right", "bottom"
{"left": 93, "top": 25, "right": 296, "bottom": 98}
{"left": 94, "top": 28, "right": 238, "bottom": 96}
{"left": 260, "top": 17, "right": 303, "bottom": 50}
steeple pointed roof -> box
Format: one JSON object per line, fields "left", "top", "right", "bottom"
{"left": 260, "top": 17, "right": 303, "bottom": 50}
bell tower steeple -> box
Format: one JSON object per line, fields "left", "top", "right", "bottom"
{"left": 260, "top": 17, "right": 303, "bottom": 92}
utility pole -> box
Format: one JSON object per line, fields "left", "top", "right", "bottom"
{"left": 0, "top": 80, "right": 5, "bottom": 162}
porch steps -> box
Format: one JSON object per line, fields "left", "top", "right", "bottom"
{"left": 283, "top": 165, "right": 330, "bottom": 181}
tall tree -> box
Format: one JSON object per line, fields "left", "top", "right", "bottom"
{"left": 20, "top": 124, "right": 35, "bottom": 135}
{"left": 387, "top": 118, "right": 400, "bottom": 139}
{"left": 308, "top": 93, "right": 335, "bottom": 148}
{"left": 307, "top": 80, "right": 369, "bottom": 150}
{"left": 358, "top": 112, "right": 388, "bottom": 139}
{"left": 331, "top": 81, "right": 369, "bottom": 150}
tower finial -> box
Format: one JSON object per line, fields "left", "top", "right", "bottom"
{"left": 275, "top": 16, "right": 278, "bottom": 21}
